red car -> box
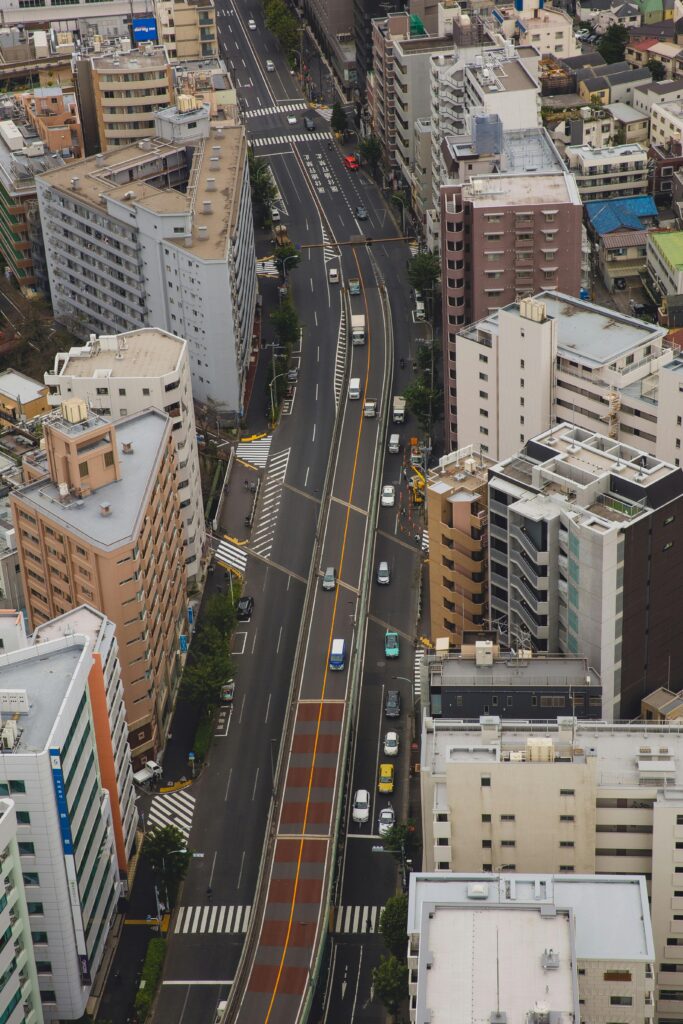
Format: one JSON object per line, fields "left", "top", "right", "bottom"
{"left": 343, "top": 154, "right": 359, "bottom": 171}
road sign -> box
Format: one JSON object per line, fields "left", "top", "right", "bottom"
{"left": 371, "top": 845, "right": 384, "bottom": 853}
{"left": 188, "top": 752, "right": 195, "bottom": 761}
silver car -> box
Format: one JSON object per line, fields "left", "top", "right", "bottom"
{"left": 322, "top": 566, "right": 336, "bottom": 591}
{"left": 377, "top": 561, "right": 390, "bottom": 585}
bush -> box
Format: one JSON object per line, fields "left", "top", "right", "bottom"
{"left": 193, "top": 715, "right": 213, "bottom": 762}
{"left": 134, "top": 938, "right": 166, "bottom": 1021}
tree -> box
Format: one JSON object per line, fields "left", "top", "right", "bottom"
{"left": 144, "top": 825, "right": 192, "bottom": 908}
{"left": 381, "top": 821, "right": 418, "bottom": 863}
{"left": 270, "top": 296, "right": 299, "bottom": 348}
{"left": 359, "top": 133, "right": 383, "bottom": 175}
{"left": 202, "top": 590, "right": 237, "bottom": 636}
{"left": 597, "top": 23, "right": 628, "bottom": 63}
{"left": 379, "top": 893, "right": 409, "bottom": 959}
{"left": 248, "top": 150, "right": 277, "bottom": 210}
{"left": 273, "top": 241, "right": 300, "bottom": 277}
{"left": 647, "top": 57, "right": 666, "bottom": 81}
{"left": 404, "top": 377, "right": 441, "bottom": 433}
{"left": 263, "top": 0, "right": 299, "bottom": 55}
{"left": 373, "top": 955, "right": 408, "bottom": 1016}
{"left": 407, "top": 251, "right": 440, "bottom": 296}
{"left": 331, "top": 101, "right": 347, "bottom": 135}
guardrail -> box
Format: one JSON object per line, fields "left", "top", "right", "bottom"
{"left": 224, "top": 268, "right": 352, "bottom": 1022}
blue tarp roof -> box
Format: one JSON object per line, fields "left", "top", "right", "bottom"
{"left": 585, "top": 195, "right": 657, "bottom": 235}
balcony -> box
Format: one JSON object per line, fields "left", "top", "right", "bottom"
{"left": 510, "top": 595, "right": 548, "bottom": 640}
{"left": 509, "top": 548, "right": 547, "bottom": 591}
{"left": 509, "top": 523, "right": 548, "bottom": 565}
{"left": 510, "top": 574, "right": 548, "bottom": 616}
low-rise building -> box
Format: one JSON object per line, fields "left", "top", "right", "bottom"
{"left": 575, "top": 63, "right": 651, "bottom": 105}
{"left": 650, "top": 98, "right": 683, "bottom": 149}
{"left": 585, "top": 195, "right": 658, "bottom": 290}
{"left": 419, "top": 717, "right": 683, "bottom": 1018}
{"left": 407, "top": 872, "right": 654, "bottom": 1024}
{"left": 565, "top": 143, "right": 649, "bottom": 201}
{"left": 0, "top": 371, "right": 48, "bottom": 424}
{"left": 604, "top": 100, "right": 649, "bottom": 141}
{"left": 633, "top": 75, "right": 683, "bottom": 113}
{"left": 419, "top": 632, "right": 602, "bottom": 718}
{"left": 44, "top": 328, "right": 205, "bottom": 583}
{"left": 647, "top": 229, "right": 683, "bottom": 298}
{"left": 626, "top": 36, "right": 683, "bottom": 75}
{"left": 641, "top": 685, "right": 683, "bottom": 720}
{"left": 485, "top": 0, "right": 579, "bottom": 58}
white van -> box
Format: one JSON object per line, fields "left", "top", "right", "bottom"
{"left": 415, "top": 300, "right": 426, "bottom": 321}
{"left": 349, "top": 377, "right": 361, "bottom": 400}
{"left": 329, "top": 638, "right": 346, "bottom": 671}
{"left": 388, "top": 433, "right": 400, "bottom": 454}
{"left": 328, "top": 267, "right": 339, "bottom": 284}
{"left": 266, "top": 59, "right": 275, "bottom": 71}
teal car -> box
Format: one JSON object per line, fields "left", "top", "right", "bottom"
{"left": 384, "top": 630, "right": 399, "bottom": 658}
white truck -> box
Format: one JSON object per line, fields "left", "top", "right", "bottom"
{"left": 351, "top": 314, "right": 366, "bottom": 345}
{"left": 133, "top": 760, "right": 163, "bottom": 787}
{"left": 349, "top": 377, "right": 361, "bottom": 400}
{"left": 392, "top": 396, "right": 406, "bottom": 423}
{"left": 363, "top": 399, "right": 377, "bottom": 417}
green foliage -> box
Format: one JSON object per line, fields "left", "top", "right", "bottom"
{"left": 144, "top": 826, "right": 192, "bottom": 908}
{"left": 331, "top": 101, "right": 347, "bottom": 134}
{"left": 248, "top": 149, "right": 277, "bottom": 212}
{"left": 381, "top": 821, "right": 418, "bottom": 862}
{"left": 180, "top": 590, "right": 237, "bottom": 709}
{"left": 270, "top": 296, "right": 300, "bottom": 348}
{"left": 134, "top": 937, "right": 166, "bottom": 1021}
{"left": 263, "top": 0, "right": 299, "bottom": 55}
{"left": 647, "top": 57, "right": 666, "bottom": 81}
{"left": 273, "top": 241, "right": 300, "bottom": 276}
{"left": 359, "top": 133, "right": 382, "bottom": 172}
{"left": 597, "top": 23, "right": 628, "bottom": 63}
{"left": 379, "top": 893, "right": 409, "bottom": 960}
{"left": 407, "top": 252, "right": 440, "bottom": 295}
{"left": 192, "top": 715, "right": 213, "bottom": 761}
{"left": 403, "top": 377, "right": 441, "bottom": 433}
{"left": 372, "top": 955, "right": 408, "bottom": 1015}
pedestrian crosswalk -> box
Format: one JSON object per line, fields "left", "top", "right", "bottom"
{"left": 250, "top": 131, "right": 332, "bottom": 149}
{"left": 244, "top": 102, "right": 308, "bottom": 119}
{"left": 236, "top": 435, "right": 272, "bottom": 468}
{"left": 334, "top": 304, "right": 347, "bottom": 407}
{"left": 421, "top": 529, "right": 429, "bottom": 553}
{"left": 322, "top": 225, "right": 337, "bottom": 264}
{"left": 256, "top": 256, "right": 279, "bottom": 279}
{"left": 147, "top": 789, "right": 196, "bottom": 842}
{"left": 251, "top": 447, "right": 290, "bottom": 559}
{"left": 174, "top": 904, "right": 252, "bottom": 935}
{"left": 409, "top": 241, "right": 420, "bottom": 256}
{"left": 317, "top": 106, "right": 332, "bottom": 122}
{"left": 414, "top": 647, "right": 426, "bottom": 700}
{"left": 333, "top": 905, "right": 382, "bottom": 934}
{"left": 214, "top": 538, "right": 248, "bottom": 576}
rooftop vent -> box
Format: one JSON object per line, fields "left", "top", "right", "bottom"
{"left": 197, "top": 225, "right": 208, "bottom": 240}
{"left": 206, "top": 177, "right": 216, "bottom": 191}
{"left": 202, "top": 200, "right": 212, "bottom": 214}
{"left": 541, "top": 949, "right": 560, "bottom": 971}
{"left": 70, "top": 176, "right": 80, "bottom": 190}
{"left": 99, "top": 502, "right": 112, "bottom": 517}
{"left": 95, "top": 154, "right": 105, "bottom": 167}
{"left": 123, "top": 190, "right": 136, "bottom": 201}
{"left": 122, "top": 441, "right": 134, "bottom": 454}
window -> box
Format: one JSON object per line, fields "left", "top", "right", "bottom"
{"left": 35, "top": 962, "right": 52, "bottom": 974}
{"left": 18, "top": 842, "right": 35, "bottom": 855}
{"left": 104, "top": 451, "right": 115, "bottom": 468}
{"left": 482, "top": 839, "right": 492, "bottom": 848}
{"left": 31, "top": 932, "right": 48, "bottom": 944}
{"left": 560, "top": 815, "right": 574, "bottom": 822}
{"left": 8, "top": 781, "right": 25, "bottom": 795}
{"left": 500, "top": 815, "right": 515, "bottom": 822}
{"left": 22, "top": 873, "right": 39, "bottom": 886}
{"left": 27, "top": 902, "right": 44, "bottom": 915}
{"left": 604, "top": 971, "right": 631, "bottom": 982}
{"left": 560, "top": 841, "right": 574, "bottom": 848}
{"left": 481, "top": 776, "right": 491, "bottom": 787}
{"left": 143, "top": 388, "right": 150, "bottom": 396}
{"left": 118, "top": 388, "right": 127, "bottom": 396}
{"left": 16, "top": 812, "right": 29, "bottom": 825}
{"left": 482, "top": 814, "right": 491, "bottom": 822}
{"left": 610, "top": 997, "right": 633, "bottom": 1006}
{"left": 79, "top": 462, "right": 89, "bottom": 479}
{"left": 501, "top": 840, "right": 515, "bottom": 847}
{"left": 479, "top": 354, "right": 488, "bottom": 363}
{"left": 560, "top": 789, "right": 575, "bottom": 797}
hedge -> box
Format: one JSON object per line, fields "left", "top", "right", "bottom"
{"left": 134, "top": 937, "right": 166, "bottom": 1021}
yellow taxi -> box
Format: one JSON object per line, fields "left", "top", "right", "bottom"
{"left": 378, "top": 763, "right": 395, "bottom": 794}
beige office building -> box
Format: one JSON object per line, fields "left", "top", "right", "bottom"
{"left": 421, "top": 716, "right": 683, "bottom": 1020}
{"left": 155, "top": 0, "right": 218, "bottom": 61}
{"left": 10, "top": 399, "right": 186, "bottom": 767}
{"left": 44, "top": 329, "right": 205, "bottom": 582}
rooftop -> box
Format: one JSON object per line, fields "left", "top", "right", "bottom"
{"left": 605, "top": 100, "right": 647, "bottom": 122}
{"left": 650, "top": 230, "right": 683, "bottom": 269}
{"left": 566, "top": 142, "right": 647, "bottom": 165}
{"left": 89, "top": 45, "right": 170, "bottom": 72}
{"left": 651, "top": 98, "right": 683, "bottom": 119}
{"left": 12, "top": 409, "right": 170, "bottom": 549}
{"left": 427, "top": 648, "right": 601, "bottom": 692}
{"left": 584, "top": 194, "right": 657, "bottom": 235}
{"left": 0, "top": 635, "right": 88, "bottom": 753}
{"left": 33, "top": 603, "right": 113, "bottom": 653}
{"left": 421, "top": 715, "right": 683, "bottom": 791}
{"left": 540, "top": 291, "right": 665, "bottom": 365}
{"left": 0, "top": 369, "right": 47, "bottom": 406}
{"left": 462, "top": 171, "right": 581, "bottom": 207}
{"left": 51, "top": 329, "right": 185, "bottom": 380}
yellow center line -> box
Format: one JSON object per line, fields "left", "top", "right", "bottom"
{"left": 263, "top": 248, "right": 373, "bottom": 1023}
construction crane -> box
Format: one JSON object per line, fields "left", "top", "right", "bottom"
{"left": 409, "top": 438, "right": 427, "bottom": 505}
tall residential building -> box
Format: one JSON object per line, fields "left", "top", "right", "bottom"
{"left": 449, "top": 291, "right": 683, "bottom": 465}
{"left": 154, "top": 0, "right": 218, "bottom": 61}
{"left": 33, "top": 605, "right": 138, "bottom": 878}
{"left": 484, "top": 0, "right": 580, "bottom": 58}
{"left": 10, "top": 399, "right": 186, "bottom": 766}
{"left": 565, "top": 143, "right": 649, "bottom": 201}
{"left": 0, "top": 797, "right": 43, "bottom": 1024}
{"left": 426, "top": 445, "right": 492, "bottom": 645}
{"left": 44, "top": 329, "right": 205, "bottom": 582}
{"left": 73, "top": 45, "right": 174, "bottom": 154}
{"left": 488, "top": 423, "right": 683, "bottom": 718}
{"left": 407, "top": 872, "right": 654, "bottom": 1024}
{"left": 419, "top": 717, "right": 683, "bottom": 1019}
{"left": 0, "top": 631, "right": 122, "bottom": 1019}
{"left": 36, "top": 103, "right": 257, "bottom": 416}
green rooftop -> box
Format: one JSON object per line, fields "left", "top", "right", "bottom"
{"left": 652, "top": 231, "right": 683, "bottom": 270}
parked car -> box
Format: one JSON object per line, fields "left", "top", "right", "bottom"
{"left": 378, "top": 763, "right": 395, "bottom": 794}
{"left": 236, "top": 596, "right": 254, "bottom": 621}
{"left": 384, "top": 731, "right": 399, "bottom": 757}
{"left": 352, "top": 789, "right": 370, "bottom": 823}
{"left": 384, "top": 630, "right": 400, "bottom": 658}
{"left": 381, "top": 485, "right": 396, "bottom": 507}
{"left": 322, "top": 566, "right": 336, "bottom": 591}
{"left": 378, "top": 806, "right": 395, "bottom": 836}
{"left": 287, "top": 367, "right": 298, "bottom": 383}
{"left": 385, "top": 689, "right": 401, "bottom": 718}
{"left": 344, "top": 154, "right": 359, "bottom": 171}
{"left": 271, "top": 207, "right": 281, "bottom": 223}
{"left": 304, "top": 116, "right": 315, "bottom": 130}
{"left": 221, "top": 680, "right": 235, "bottom": 704}
{"left": 377, "top": 561, "right": 390, "bottom": 585}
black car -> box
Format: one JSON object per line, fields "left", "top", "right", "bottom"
{"left": 304, "top": 116, "right": 315, "bottom": 130}
{"left": 236, "top": 596, "right": 254, "bottom": 621}
{"left": 355, "top": 206, "right": 368, "bottom": 220}
{"left": 385, "top": 689, "right": 401, "bottom": 718}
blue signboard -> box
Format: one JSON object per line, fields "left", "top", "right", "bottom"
{"left": 132, "top": 16, "right": 158, "bottom": 41}
{"left": 180, "top": 635, "right": 188, "bottom": 653}
{"left": 49, "top": 748, "right": 74, "bottom": 856}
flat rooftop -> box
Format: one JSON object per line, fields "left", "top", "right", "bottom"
{"left": 463, "top": 171, "right": 580, "bottom": 207}
{"left": 428, "top": 650, "right": 600, "bottom": 690}
{"left": 539, "top": 291, "right": 665, "bottom": 366}
{"left": 53, "top": 328, "right": 184, "bottom": 379}
{"left": 33, "top": 604, "right": 111, "bottom": 653}
{"left": 0, "top": 635, "right": 88, "bottom": 753}
{"left": 421, "top": 716, "right": 683, "bottom": 788}
{"left": 13, "top": 408, "right": 169, "bottom": 549}
{"left": 0, "top": 370, "right": 46, "bottom": 405}
{"left": 650, "top": 230, "right": 683, "bottom": 269}
{"left": 89, "top": 46, "right": 169, "bottom": 71}
{"left": 469, "top": 56, "right": 538, "bottom": 94}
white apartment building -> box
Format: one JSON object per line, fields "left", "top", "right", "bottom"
{"left": 0, "top": 797, "right": 43, "bottom": 1024}
{"left": 420, "top": 717, "right": 683, "bottom": 1019}
{"left": 0, "top": 0, "right": 148, "bottom": 26}
{"left": 0, "top": 633, "right": 121, "bottom": 1019}
{"left": 44, "top": 329, "right": 205, "bottom": 581}
{"left": 36, "top": 102, "right": 257, "bottom": 417}
{"left": 428, "top": 47, "right": 541, "bottom": 246}
{"left": 650, "top": 99, "right": 683, "bottom": 148}
{"left": 486, "top": 0, "right": 579, "bottom": 59}
{"left": 452, "top": 291, "right": 683, "bottom": 464}
{"left": 33, "top": 606, "right": 138, "bottom": 879}
{"left": 487, "top": 424, "right": 683, "bottom": 719}
{"left": 565, "top": 143, "right": 649, "bottom": 201}
{"left": 407, "top": 872, "right": 654, "bottom": 1024}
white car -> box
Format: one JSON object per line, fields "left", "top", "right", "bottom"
{"left": 248, "top": 18, "right": 256, "bottom": 29}
{"left": 378, "top": 806, "right": 395, "bottom": 836}
{"left": 266, "top": 59, "right": 275, "bottom": 71}
{"left": 381, "top": 485, "right": 396, "bottom": 507}
{"left": 352, "top": 789, "right": 370, "bottom": 824}
{"left": 384, "top": 731, "right": 399, "bottom": 757}
{"left": 287, "top": 115, "right": 297, "bottom": 125}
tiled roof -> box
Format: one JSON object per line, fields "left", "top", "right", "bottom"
{"left": 585, "top": 195, "right": 658, "bottom": 234}
{"left": 600, "top": 229, "right": 649, "bottom": 248}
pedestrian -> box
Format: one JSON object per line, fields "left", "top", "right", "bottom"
{"left": 206, "top": 886, "right": 213, "bottom": 901}
{"left": 114, "top": 970, "right": 122, "bottom": 985}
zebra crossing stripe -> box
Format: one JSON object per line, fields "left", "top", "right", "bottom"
{"left": 173, "top": 905, "right": 252, "bottom": 934}
{"left": 422, "top": 529, "right": 429, "bottom": 553}
{"left": 250, "top": 131, "right": 332, "bottom": 148}
{"left": 214, "top": 540, "right": 247, "bottom": 574}
{"left": 414, "top": 648, "right": 426, "bottom": 699}
{"left": 242, "top": 905, "right": 251, "bottom": 931}
{"left": 236, "top": 436, "right": 272, "bottom": 468}
{"left": 244, "top": 102, "right": 308, "bottom": 118}
{"left": 217, "top": 906, "right": 226, "bottom": 932}
{"left": 225, "top": 906, "right": 234, "bottom": 932}
{"left": 208, "top": 906, "right": 218, "bottom": 932}
{"left": 251, "top": 448, "right": 290, "bottom": 559}
{"left": 334, "top": 306, "right": 347, "bottom": 407}
{"left": 333, "top": 906, "right": 382, "bottom": 934}
{"left": 147, "top": 790, "right": 196, "bottom": 840}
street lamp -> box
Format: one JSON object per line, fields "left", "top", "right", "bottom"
{"left": 154, "top": 847, "right": 188, "bottom": 925}
{"left": 280, "top": 253, "right": 299, "bottom": 281}
{"left": 269, "top": 371, "right": 287, "bottom": 424}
